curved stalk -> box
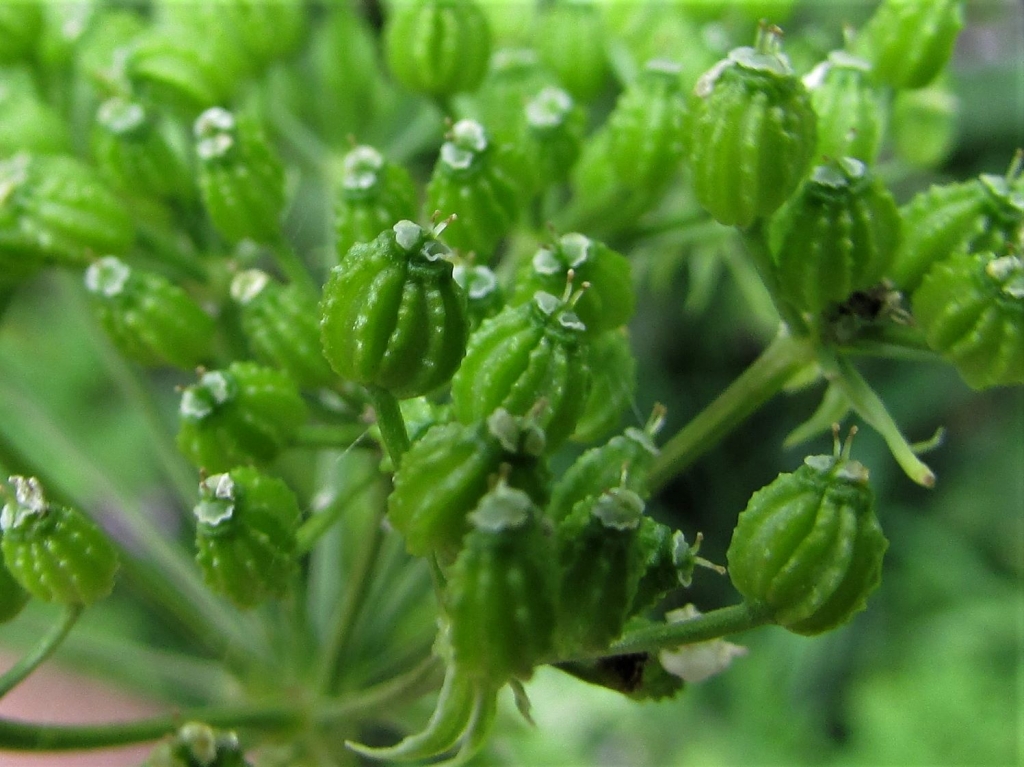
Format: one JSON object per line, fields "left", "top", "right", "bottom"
{"left": 366, "top": 386, "right": 410, "bottom": 469}
{"left": 0, "top": 606, "right": 82, "bottom": 700}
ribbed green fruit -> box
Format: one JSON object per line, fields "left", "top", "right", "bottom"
{"left": 333, "top": 145, "right": 418, "bottom": 259}
{"left": 547, "top": 417, "right": 660, "bottom": 523}
{"left": 177, "top": 362, "right": 308, "bottom": 472}
{"left": 1, "top": 476, "right": 118, "bottom": 607}
{"left": 0, "top": 70, "right": 71, "bottom": 156}
{"left": 145, "top": 722, "right": 251, "bottom": 767}
{"left": 0, "top": 538, "right": 29, "bottom": 623}
{"left": 771, "top": 158, "right": 901, "bottom": 315}
{"left": 522, "top": 86, "right": 586, "bottom": 189}
{"left": 727, "top": 449, "right": 888, "bottom": 635}
{"left": 535, "top": 2, "right": 609, "bottom": 102}
{"left": 912, "top": 250, "right": 1024, "bottom": 390}
{"left": 0, "top": 153, "right": 134, "bottom": 275}
{"left": 556, "top": 487, "right": 647, "bottom": 653}
{"left": 388, "top": 409, "right": 549, "bottom": 559}
{"left": 193, "top": 468, "right": 301, "bottom": 609}
{"left": 467, "top": 48, "right": 556, "bottom": 144}
{"left": 194, "top": 108, "right": 285, "bottom": 244}
{"left": 688, "top": 36, "right": 817, "bottom": 227}
{"left": 889, "top": 171, "right": 1024, "bottom": 292}
{"left": 607, "top": 60, "right": 688, "bottom": 194}
{"left": 450, "top": 291, "right": 590, "bottom": 450}
{"left": 0, "top": 5, "right": 43, "bottom": 64}
{"left": 447, "top": 482, "right": 557, "bottom": 683}
{"left": 572, "top": 329, "right": 637, "bottom": 444}
{"left": 231, "top": 269, "right": 333, "bottom": 389}
{"left": 512, "top": 232, "right": 634, "bottom": 337}
{"left": 425, "top": 119, "right": 526, "bottom": 258}
{"left": 92, "top": 97, "right": 194, "bottom": 203}
{"left": 320, "top": 220, "right": 469, "bottom": 398}
{"left": 452, "top": 262, "right": 504, "bottom": 331}
{"left": 856, "top": 0, "right": 963, "bottom": 90}
{"left": 804, "top": 51, "right": 887, "bottom": 164}
{"left": 384, "top": 0, "right": 491, "bottom": 98}
{"left": 891, "top": 80, "right": 958, "bottom": 169}
{"left": 85, "top": 257, "right": 214, "bottom": 369}
{"left": 630, "top": 523, "right": 702, "bottom": 615}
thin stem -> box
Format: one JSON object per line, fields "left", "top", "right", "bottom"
{"left": 739, "top": 221, "right": 810, "bottom": 336}
{"left": 0, "top": 606, "right": 82, "bottom": 700}
{"left": 320, "top": 492, "right": 387, "bottom": 692}
{"left": 317, "top": 654, "right": 444, "bottom": 724}
{"left": 295, "top": 470, "right": 378, "bottom": 555}
{"left": 366, "top": 386, "right": 410, "bottom": 469}
{"left": 0, "top": 704, "right": 302, "bottom": 752}
{"left": 647, "top": 331, "right": 816, "bottom": 493}
{"left": 830, "top": 355, "right": 936, "bottom": 487}
{"left": 292, "top": 423, "right": 371, "bottom": 452}
{"left": 594, "top": 602, "right": 773, "bottom": 660}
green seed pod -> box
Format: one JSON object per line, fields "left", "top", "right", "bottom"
{"left": 177, "top": 362, "right": 308, "bottom": 472}
{"left": 572, "top": 328, "right": 637, "bottom": 444}
{"left": 231, "top": 269, "right": 333, "bottom": 389}
{"left": 452, "top": 261, "right": 504, "bottom": 330}
{"left": 607, "top": 60, "right": 688, "bottom": 194}
{"left": 511, "top": 232, "right": 634, "bottom": 337}
{"left": 0, "top": 153, "right": 134, "bottom": 273}
{"left": 891, "top": 79, "right": 958, "bottom": 169}
{"left": 85, "top": 256, "right": 215, "bottom": 369}
{"left": 181, "top": 0, "right": 306, "bottom": 71}
{"left": 194, "top": 108, "right": 285, "bottom": 245}
{"left": 76, "top": 10, "right": 145, "bottom": 92}
{"left": 1, "top": 476, "right": 118, "bottom": 607}
{"left": 384, "top": 0, "right": 491, "bottom": 99}
{"left": 193, "top": 468, "right": 300, "bottom": 609}
{"left": 425, "top": 119, "right": 526, "bottom": 258}
{"left": 889, "top": 169, "right": 1024, "bottom": 292}
{"left": 912, "top": 250, "right": 1024, "bottom": 390}
{"left": 145, "top": 722, "right": 251, "bottom": 767}
{"left": 450, "top": 291, "right": 590, "bottom": 450}
{"left": 388, "top": 408, "right": 549, "bottom": 559}
{"left": 771, "top": 158, "right": 901, "bottom": 315}
{"left": 804, "top": 51, "right": 887, "bottom": 165}
{"left": 320, "top": 220, "right": 469, "bottom": 398}
{"left": 522, "top": 86, "right": 586, "bottom": 189}
{"left": 92, "top": 97, "right": 195, "bottom": 203}
{"left": 631, "top": 526, "right": 721, "bottom": 616}
{"left": 333, "top": 145, "right": 418, "bottom": 259}
{"left": 856, "top": 0, "right": 963, "bottom": 90}
{"left": 726, "top": 440, "right": 888, "bottom": 635}
{"left": 467, "top": 48, "right": 556, "bottom": 144}
{"left": 556, "top": 486, "right": 648, "bottom": 653}
{"left": 0, "top": 5, "right": 43, "bottom": 64}
{"left": 547, "top": 412, "right": 661, "bottom": 524}
{"left": 0, "top": 71, "right": 71, "bottom": 157}
{"left": 535, "top": 2, "right": 609, "bottom": 102}
{"left": 447, "top": 481, "right": 557, "bottom": 683}
{"left": 0, "top": 536, "right": 29, "bottom": 623}
{"left": 688, "top": 31, "right": 818, "bottom": 227}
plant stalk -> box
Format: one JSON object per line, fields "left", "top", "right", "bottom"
{"left": 0, "top": 606, "right": 83, "bottom": 700}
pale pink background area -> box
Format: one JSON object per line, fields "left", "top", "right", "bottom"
{"left": 0, "top": 651, "right": 163, "bottom": 766}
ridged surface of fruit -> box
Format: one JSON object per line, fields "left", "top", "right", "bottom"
{"left": 425, "top": 119, "right": 524, "bottom": 258}
{"left": 193, "top": 468, "right": 301, "bottom": 609}
{"left": 387, "top": 411, "right": 549, "bottom": 559}
{"left": 232, "top": 270, "right": 333, "bottom": 388}
{"left": 0, "top": 542, "right": 29, "bottom": 623}
{"left": 450, "top": 292, "right": 590, "bottom": 449}
{"left": 384, "top": 0, "right": 491, "bottom": 98}
{"left": 522, "top": 86, "right": 586, "bottom": 189}
{"left": 804, "top": 51, "right": 886, "bottom": 164}
{"left": 0, "top": 153, "right": 134, "bottom": 272}
{"left": 195, "top": 108, "right": 285, "bottom": 244}
{"left": 1, "top": 477, "right": 118, "bottom": 607}
{"left": 535, "top": 3, "right": 608, "bottom": 102}
{"left": 857, "top": 0, "right": 963, "bottom": 90}
{"left": 688, "top": 44, "right": 817, "bottom": 228}
{"left": 727, "top": 453, "right": 888, "bottom": 635}
{"left": 889, "top": 174, "right": 1023, "bottom": 292}
{"left": 571, "top": 328, "right": 637, "bottom": 444}
{"left": 320, "top": 221, "right": 469, "bottom": 398}
{"left": 556, "top": 487, "right": 647, "bottom": 653}
{"left": 511, "top": 233, "right": 634, "bottom": 337}
{"left": 85, "top": 256, "right": 214, "bottom": 369}
{"left": 771, "top": 158, "right": 901, "bottom": 315}
{"left": 176, "top": 362, "right": 308, "bottom": 472}
{"left": 447, "top": 483, "right": 556, "bottom": 683}
{"left": 912, "top": 251, "right": 1024, "bottom": 390}
{"left": 334, "top": 145, "right": 418, "bottom": 258}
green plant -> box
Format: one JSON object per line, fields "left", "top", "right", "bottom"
{"left": 0, "top": 2, "right": 1020, "bottom": 766}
